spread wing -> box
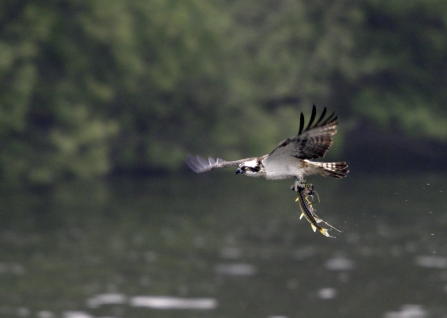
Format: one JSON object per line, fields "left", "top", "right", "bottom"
{"left": 186, "top": 155, "right": 257, "bottom": 173}
{"left": 265, "top": 106, "right": 338, "bottom": 164}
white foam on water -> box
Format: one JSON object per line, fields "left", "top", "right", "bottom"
{"left": 318, "top": 287, "right": 337, "bottom": 299}
{"left": 383, "top": 304, "right": 428, "bottom": 318}
{"left": 86, "top": 293, "right": 127, "bottom": 308}
{"left": 130, "top": 296, "right": 217, "bottom": 310}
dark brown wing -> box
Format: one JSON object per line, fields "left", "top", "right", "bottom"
{"left": 265, "top": 106, "right": 338, "bottom": 164}
{"left": 185, "top": 155, "right": 257, "bottom": 173}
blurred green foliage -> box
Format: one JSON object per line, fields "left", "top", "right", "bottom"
{"left": 0, "top": 0, "right": 446, "bottom": 186}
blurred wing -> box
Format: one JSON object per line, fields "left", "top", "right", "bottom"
{"left": 265, "top": 106, "right": 338, "bottom": 164}
{"left": 186, "top": 155, "right": 256, "bottom": 173}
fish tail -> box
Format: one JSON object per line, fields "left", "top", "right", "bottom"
{"left": 319, "top": 228, "right": 336, "bottom": 238}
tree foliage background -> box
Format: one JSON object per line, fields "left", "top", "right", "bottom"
{"left": 1, "top": 0, "right": 446, "bottom": 186}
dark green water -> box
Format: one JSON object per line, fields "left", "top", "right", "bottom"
{"left": 1, "top": 172, "right": 447, "bottom": 318}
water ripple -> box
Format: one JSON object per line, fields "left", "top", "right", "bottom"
{"left": 215, "top": 263, "right": 257, "bottom": 276}
{"left": 414, "top": 255, "right": 447, "bottom": 269}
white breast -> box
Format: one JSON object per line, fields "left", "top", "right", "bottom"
{"left": 262, "top": 156, "right": 305, "bottom": 180}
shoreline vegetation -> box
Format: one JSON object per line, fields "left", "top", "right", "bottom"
{"left": 1, "top": 1, "right": 447, "bottom": 187}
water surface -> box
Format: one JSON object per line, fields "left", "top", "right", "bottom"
{"left": 0, "top": 172, "right": 446, "bottom": 318}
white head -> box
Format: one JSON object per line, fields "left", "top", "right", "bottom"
{"left": 235, "top": 159, "right": 263, "bottom": 177}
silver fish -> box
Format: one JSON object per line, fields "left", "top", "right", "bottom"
{"left": 295, "top": 183, "right": 340, "bottom": 238}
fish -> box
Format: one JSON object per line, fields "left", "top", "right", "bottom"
{"left": 301, "top": 184, "right": 340, "bottom": 232}
{"left": 295, "top": 183, "right": 340, "bottom": 238}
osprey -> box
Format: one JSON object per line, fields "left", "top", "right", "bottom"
{"left": 186, "top": 106, "right": 348, "bottom": 191}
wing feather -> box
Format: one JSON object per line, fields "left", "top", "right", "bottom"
{"left": 297, "top": 112, "right": 305, "bottom": 135}
{"left": 185, "top": 155, "right": 256, "bottom": 173}
{"left": 304, "top": 105, "right": 317, "bottom": 132}
{"left": 266, "top": 106, "right": 339, "bottom": 163}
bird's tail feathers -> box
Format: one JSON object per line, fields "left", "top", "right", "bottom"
{"left": 318, "top": 162, "right": 349, "bottom": 178}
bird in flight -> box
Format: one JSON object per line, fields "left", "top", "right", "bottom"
{"left": 186, "top": 106, "right": 348, "bottom": 191}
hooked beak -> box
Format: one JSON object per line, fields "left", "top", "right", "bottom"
{"left": 235, "top": 168, "right": 243, "bottom": 175}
